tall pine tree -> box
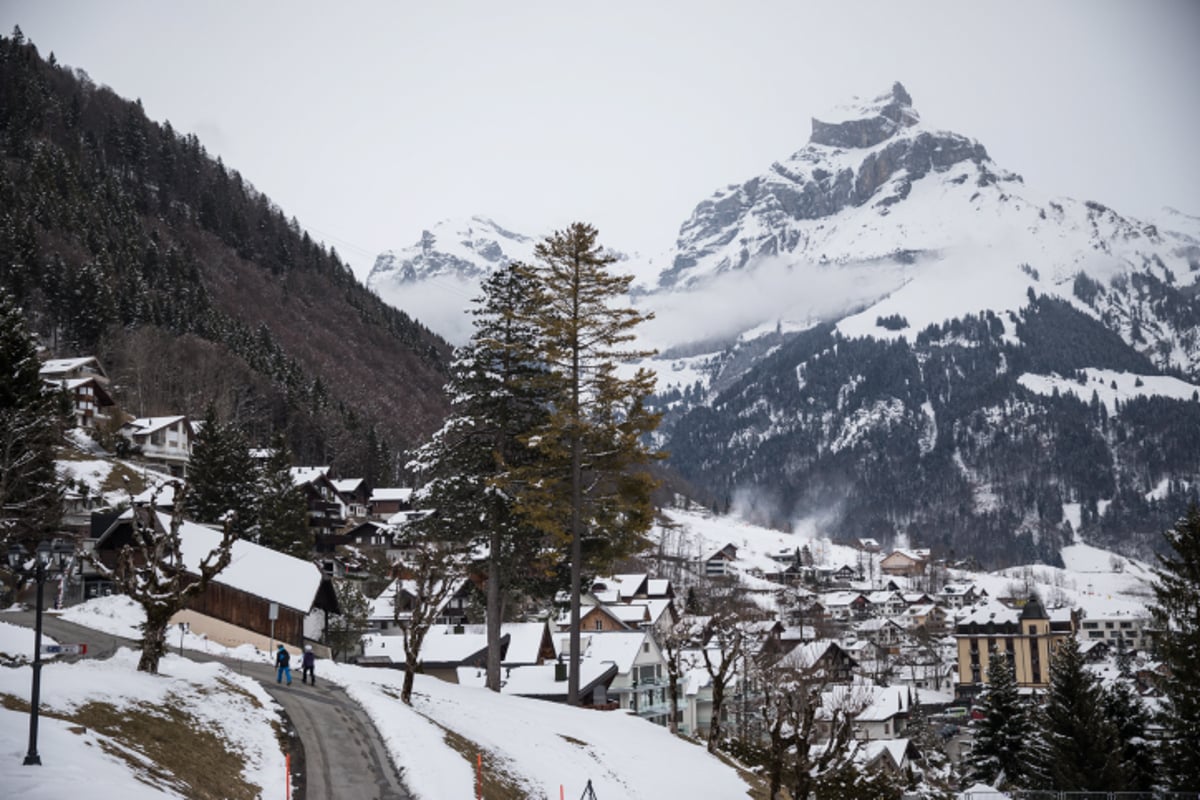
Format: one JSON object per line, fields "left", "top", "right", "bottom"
{"left": 1026, "top": 635, "right": 1127, "bottom": 791}
{"left": 408, "top": 263, "right": 556, "bottom": 692}
{"left": 255, "top": 434, "right": 310, "bottom": 558}
{"left": 0, "top": 290, "right": 63, "bottom": 556}
{"left": 964, "top": 652, "right": 1028, "bottom": 788}
{"left": 185, "top": 405, "right": 258, "bottom": 535}
{"left": 1150, "top": 504, "right": 1200, "bottom": 790}
{"left": 511, "top": 222, "right": 662, "bottom": 705}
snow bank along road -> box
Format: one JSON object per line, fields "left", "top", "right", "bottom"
{"left": 6, "top": 612, "right": 411, "bottom": 800}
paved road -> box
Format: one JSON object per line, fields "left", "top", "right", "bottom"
{"left": 3, "top": 611, "right": 411, "bottom": 800}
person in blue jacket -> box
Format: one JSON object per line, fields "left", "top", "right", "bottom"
{"left": 275, "top": 644, "right": 292, "bottom": 685}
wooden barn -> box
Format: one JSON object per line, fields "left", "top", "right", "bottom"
{"left": 92, "top": 511, "right": 336, "bottom": 648}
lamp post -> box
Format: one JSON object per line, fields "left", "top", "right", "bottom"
{"left": 7, "top": 538, "right": 74, "bottom": 766}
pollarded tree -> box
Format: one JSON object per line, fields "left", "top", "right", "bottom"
{"left": 0, "top": 290, "right": 64, "bottom": 559}
{"left": 1026, "top": 635, "right": 1127, "bottom": 791}
{"left": 512, "top": 222, "right": 662, "bottom": 706}
{"left": 326, "top": 579, "right": 370, "bottom": 663}
{"left": 393, "top": 533, "right": 471, "bottom": 705}
{"left": 964, "top": 652, "right": 1029, "bottom": 788}
{"left": 1150, "top": 503, "right": 1200, "bottom": 790}
{"left": 408, "top": 263, "right": 557, "bottom": 693}
{"left": 93, "top": 482, "right": 235, "bottom": 673}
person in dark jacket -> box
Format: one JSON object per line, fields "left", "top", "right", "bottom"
{"left": 275, "top": 644, "right": 292, "bottom": 685}
{"left": 301, "top": 644, "right": 317, "bottom": 685}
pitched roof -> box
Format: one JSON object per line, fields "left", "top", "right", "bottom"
{"left": 125, "top": 415, "right": 188, "bottom": 435}
{"left": 96, "top": 511, "right": 323, "bottom": 612}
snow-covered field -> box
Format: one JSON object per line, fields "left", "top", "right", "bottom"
{"left": 0, "top": 614, "right": 285, "bottom": 800}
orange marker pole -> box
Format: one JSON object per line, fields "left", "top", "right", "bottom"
{"left": 477, "top": 752, "right": 482, "bottom": 799}
{"left": 286, "top": 753, "right": 291, "bottom": 799}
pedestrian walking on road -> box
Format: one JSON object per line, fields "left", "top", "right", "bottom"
{"left": 275, "top": 644, "right": 292, "bottom": 685}
{"left": 301, "top": 644, "right": 316, "bottom": 685}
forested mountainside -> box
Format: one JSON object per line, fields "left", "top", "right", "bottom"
{"left": 0, "top": 33, "right": 452, "bottom": 479}
{"left": 663, "top": 294, "right": 1200, "bottom": 566}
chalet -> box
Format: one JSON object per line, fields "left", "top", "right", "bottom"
{"left": 341, "top": 520, "right": 392, "bottom": 548}
{"left": 859, "top": 739, "right": 918, "bottom": 776}
{"left": 574, "top": 602, "right": 643, "bottom": 633}
{"left": 854, "top": 617, "right": 906, "bottom": 653}
{"left": 120, "top": 415, "right": 194, "bottom": 476}
{"left": 822, "top": 591, "right": 870, "bottom": 621}
{"left": 361, "top": 625, "right": 505, "bottom": 682}
{"left": 704, "top": 543, "right": 738, "bottom": 577}
{"left": 291, "top": 467, "right": 345, "bottom": 536}
{"left": 833, "top": 564, "right": 859, "bottom": 582}
{"left": 854, "top": 537, "right": 882, "bottom": 554}
{"left": 367, "top": 576, "right": 471, "bottom": 636}
{"left": 369, "top": 487, "right": 413, "bottom": 519}
{"left": 864, "top": 590, "right": 907, "bottom": 618}
{"left": 332, "top": 478, "right": 370, "bottom": 519}
{"left": 578, "top": 630, "right": 673, "bottom": 725}
{"left": 40, "top": 358, "right": 116, "bottom": 429}
{"left": 774, "top": 640, "right": 858, "bottom": 683}
{"left": 938, "top": 582, "right": 986, "bottom": 609}
{"left": 879, "top": 549, "right": 928, "bottom": 578}
{"left": 853, "top": 687, "right": 913, "bottom": 741}
{"left": 954, "top": 598, "right": 1075, "bottom": 699}
{"left": 904, "top": 603, "right": 948, "bottom": 633}
{"left": 91, "top": 510, "right": 334, "bottom": 650}
{"left": 461, "top": 658, "right": 619, "bottom": 708}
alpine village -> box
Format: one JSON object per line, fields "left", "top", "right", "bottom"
{"left": 2, "top": 26, "right": 1199, "bottom": 800}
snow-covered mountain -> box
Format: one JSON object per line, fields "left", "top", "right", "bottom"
{"left": 651, "top": 82, "right": 1200, "bottom": 374}
{"left": 368, "top": 216, "right": 539, "bottom": 287}
{"left": 368, "top": 84, "right": 1200, "bottom": 565}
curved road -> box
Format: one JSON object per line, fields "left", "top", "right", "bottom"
{"left": 4, "top": 612, "right": 411, "bottom": 800}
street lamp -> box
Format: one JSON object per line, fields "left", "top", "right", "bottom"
{"left": 7, "top": 537, "right": 74, "bottom": 766}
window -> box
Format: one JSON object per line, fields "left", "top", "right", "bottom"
{"left": 1119, "top": 621, "right": 1132, "bottom": 629}
{"left": 1028, "top": 625, "right": 1037, "bottom": 635}
{"left": 1089, "top": 631, "right": 1104, "bottom": 639}
{"left": 1082, "top": 621, "right": 1098, "bottom": 629}
{"left": 643, "top": 643, "right": 649, "bottom": 653}
{"left": 594, "top": 620, "right": 603, "bottom": 631}
{"left": 1105, "top": 621, "right": 1115, "bottom": 629}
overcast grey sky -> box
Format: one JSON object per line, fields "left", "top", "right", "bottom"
{"left": 3, "top": 1, "right": 1198, "bottom": 279}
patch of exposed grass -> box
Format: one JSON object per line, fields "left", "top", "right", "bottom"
{"left": 99, "top": 461, "right": 148, "bottom": 496}
{"left": 0, "top": 692, "right": 260, "bottom": 800}
{"left": 437, "top": 722, "right": 530, "bottom": 800}
{"left": 709, "top": 747, "right": 772, "bottom": 799}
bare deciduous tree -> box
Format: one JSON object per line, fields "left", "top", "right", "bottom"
{"left": 92, "top": 482, "right": 234, "bottom": 673}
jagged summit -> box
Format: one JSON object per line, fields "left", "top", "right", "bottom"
{"left": 661, "top": 82, "right": 1000, "bottom": 288}
{"left": 810, "top": 81, "right": 920, "bottom": 149}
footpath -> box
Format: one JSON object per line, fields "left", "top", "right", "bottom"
{"left": 5, "top": 611, "right": 411, "bottom": 800}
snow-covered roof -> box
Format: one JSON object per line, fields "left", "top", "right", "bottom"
{"left": 363, "top": 626, "right": 490, "bottom": 665}
{"left": 155, "top": 512, "right": 322, "bottom": 612}
{"left": 461, "top": 660, "right": 617, "bottom": 698}
{"left": 125, "top": 416, "right": 187, "bottom": 435}
{"left": 371, "top": 487, "right": 413, "bottom": 503}
{"left": 290, "top": 466, "right": 330, "bottom": 486}
{"left": 332, "top": 478, "right": 364, "bottom": 493}
{"left": 855, "top": 687, "right": 911, "bottom": 722}
{"left": 958, "top": 600, "right": 1021, "bottom": 627}
{"left": 39, "top": 356, "right": 101, "bottom": 376}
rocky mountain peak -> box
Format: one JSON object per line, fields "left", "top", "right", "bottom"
{"left": 809, "top": 81, "right": 919, "bottom": 149}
